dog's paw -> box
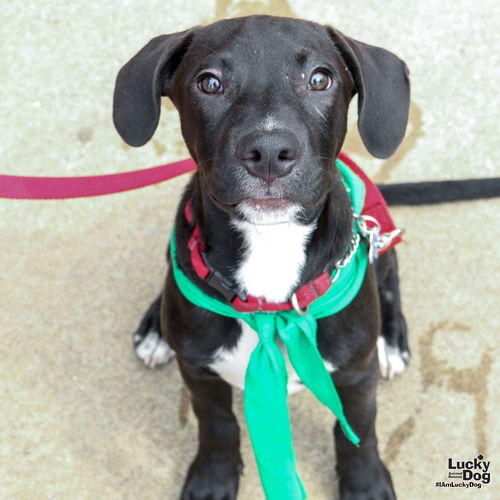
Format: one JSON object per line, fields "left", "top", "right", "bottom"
{"left": 340, "top": 478, "right": 396, "bottom": 500}
{"left": 180, "top": 455, "right": 242, "bottom": 500}
{"left": 377, "top": 336, "right": 410, "bottom": 380}
{"left": 339, "top": 459, "right": 396, "bottom": 500}
{"left": 134, "top": 330, "right": 175, "bottom": 368}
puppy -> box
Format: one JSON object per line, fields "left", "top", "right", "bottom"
{"left": 113, "top": 15, "right": 412, "bottom": 500}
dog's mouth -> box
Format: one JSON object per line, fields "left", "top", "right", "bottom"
{"left": 244, "top": 197, "right": 293, "bottom": 211}
{"left": 237, "top": 197, "right": 300, "bottom": 224}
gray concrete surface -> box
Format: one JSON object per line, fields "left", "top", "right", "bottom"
{"left": 1, "top": 1, "right": 499, "bottom": 499}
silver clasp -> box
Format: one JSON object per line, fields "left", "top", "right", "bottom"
{"left": 355, "top": 214, "right": 405, "bottom": 263}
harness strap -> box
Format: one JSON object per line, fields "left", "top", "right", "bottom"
{"left": 339, "top": 153, "right": 402, "bottom": 252}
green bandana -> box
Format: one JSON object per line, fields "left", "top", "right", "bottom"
{"left": 170, "top": 159, "right": 368, "bottom": 499}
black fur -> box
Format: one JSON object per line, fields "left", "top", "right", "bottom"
{"left": 112, "top": 15, "right": 495, "bottom": 500}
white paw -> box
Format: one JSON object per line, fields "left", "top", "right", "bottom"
{"left": 377, "top": 336, "right": 410, "bottom": 380}
{"left": 135, "top": 330, "right": 175, "bottom": 368}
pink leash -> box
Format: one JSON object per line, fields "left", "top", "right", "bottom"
{"left": 0, "top": 153, "right": 364, "bottom": 201}
{"left": 0, "top": 158, "right": 197, "bottom": 199}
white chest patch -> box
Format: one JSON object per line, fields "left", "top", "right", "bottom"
{"left": 209, "top": 320, "right": 336, "bottom": 394}
{"left": 208, "top": 217, "right": 334, "bottom": 391}
{"left": 232, "top": 219, "right": 316, "bottom": 302}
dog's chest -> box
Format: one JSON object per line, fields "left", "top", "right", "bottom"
{"left": 232, "top": 220, "right": 315, "bottom": 303}
{"left": 210, "top": 320, "right": 307, "bottom": 394}
{"left": 209, "top": 219, "right": 335, "bottom": 392}
{"left": 209, "top": 320, "right": 337, "bottom": 393}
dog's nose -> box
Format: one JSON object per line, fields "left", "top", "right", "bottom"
{"left": 237, "top": 130, "right": 298, "bottom": 182}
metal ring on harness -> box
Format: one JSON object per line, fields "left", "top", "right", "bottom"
{"left": 291, "top": 293, "right": 310, "bottom": 316}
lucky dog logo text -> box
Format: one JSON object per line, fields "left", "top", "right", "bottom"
{"left": 435, "top": 454, "right": 491, "bottom": 489}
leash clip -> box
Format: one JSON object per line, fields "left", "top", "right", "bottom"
{"left": 377, "top": 227, "right": 405, "bottom": 252}
{"left": 354, "top": 215, "right": 404, "bottom": 264}
{"left": 355, "top": 214, "right": 405, "bottom": 263}
{"left": 355, "top": 214, "right": 381, "bottom": 263}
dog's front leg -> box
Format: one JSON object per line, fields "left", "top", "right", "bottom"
{"left": 177, "top": 358, "right": 242, "bottom": 500}
{"left": 333, "top": 356, "right": 396, "bottom": 500}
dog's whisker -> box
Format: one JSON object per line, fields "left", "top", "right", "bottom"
{"left": 196, "top": 157, "right": 218, "bottom": 167}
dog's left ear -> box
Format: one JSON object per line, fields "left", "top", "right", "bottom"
{"left": 113, "top": 29, "right": 196, "bottom": 147}
{"left": 328, "top": 28, "right": 410, "bottom": 159}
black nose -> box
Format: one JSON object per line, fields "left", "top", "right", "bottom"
{"left": 237, "top": 130, "right": 299, "bottom": 182}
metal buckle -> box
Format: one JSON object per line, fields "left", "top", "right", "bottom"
{"left": 291, "top": 293, "right": 310, "bottom": 316}
{"left": 205, "top": 272, "right": 236, "bottom": 302}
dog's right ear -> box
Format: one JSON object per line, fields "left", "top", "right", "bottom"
{"left": 113, "top": 29, "right": 195, "bottom": 147}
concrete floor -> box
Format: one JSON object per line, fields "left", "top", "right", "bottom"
{"left": 1, "top": 1, "right": 499, "bottom": 499}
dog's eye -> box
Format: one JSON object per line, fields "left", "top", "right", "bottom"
{"left": 308, "top": 70, "right": 332, "bottom": 91}
{"left": 198, "top": 74, "right": 223, "bottom": 94}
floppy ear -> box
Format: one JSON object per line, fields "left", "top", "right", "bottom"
{"left": 328, "top": 28, "right": 410, "bottom": 159}
{"left": 113, "top": 29, "right": 195, "bottom": 147}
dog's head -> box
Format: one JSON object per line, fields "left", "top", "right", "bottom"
{"left": 113, "top": 16, "right": 409, "bottom": 223}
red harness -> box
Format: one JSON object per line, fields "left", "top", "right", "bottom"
{"left": 184, "top": 153, "right": 401, "bottom": 313}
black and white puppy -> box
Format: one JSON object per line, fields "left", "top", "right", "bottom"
{"left": 113, "top": 15, "right": 412, "bottom": 500}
